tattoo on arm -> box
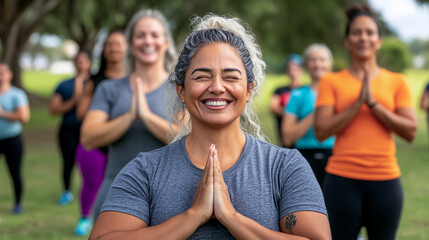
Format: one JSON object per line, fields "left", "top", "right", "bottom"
{"left": 285, "top": 213, "right": 297, "bottom": 234}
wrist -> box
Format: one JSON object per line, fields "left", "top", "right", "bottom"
{"left": 186, "top": 207, "right": 209, "bottom": 226}
{"left": 368, "top": 101, "right": 377, "bottom": 109}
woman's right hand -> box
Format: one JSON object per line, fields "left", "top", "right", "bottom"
{"left": 191, "top": 144, "right": 215, "bottom": 225}
{"left": 129, "top": 84, "right": 138, "bottom": 119}
{"left": 358, "top": 69, "right": 369, "bottom": 104}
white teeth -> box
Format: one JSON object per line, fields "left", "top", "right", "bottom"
{"left": 142, "top": 48, "right": 155, "bottom": 53}
{"left": 205, "top": 100, "right": 228, "bottom": 106}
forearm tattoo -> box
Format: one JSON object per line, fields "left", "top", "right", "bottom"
{"left": 285, "top": 213, "right": 297, "bottom": 234}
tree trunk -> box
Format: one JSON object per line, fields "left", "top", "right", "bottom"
{"left": 0, "top": 0, "right": 63, "bottom": 89}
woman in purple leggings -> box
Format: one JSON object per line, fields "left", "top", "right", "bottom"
{"left": 74, "top": 31, "right": 127, "bottom": 236}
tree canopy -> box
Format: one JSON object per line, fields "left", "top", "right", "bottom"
{"left": 0, "top": 0, "right": 412, "bottom": 88}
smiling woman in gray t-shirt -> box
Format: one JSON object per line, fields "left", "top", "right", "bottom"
{"left": 90, "top": 14, "right": 330, "bottom": 240}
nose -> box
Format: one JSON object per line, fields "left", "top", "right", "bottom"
{"left": 209, "top": 76, "right": 225, "bottom": 94}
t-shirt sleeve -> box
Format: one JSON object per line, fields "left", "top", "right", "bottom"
{"left": 54, "top": 81, "right": 65, "bottom": 97}
{"left": 315, "top": 76, "right": 335, "bottom": 107}
{"left": 89, "top": 81, "right": 111, "bottom": 113}
{"left": 395, "top": 75, "right": 413, "bottom": 109}
{"left": 425, "top": 82, "right": 429, "bottom": 92}
{"left": 285, "top": 89, "right": 300, "bottom": 115}
{"left": 278, "top": 149, "right": 327, "bottom": 219}
{"left": 101, "top": 153, "right": 150, "bottom": 223}
{"left": 15, "top": 89, "right": 29, "bottom": 108}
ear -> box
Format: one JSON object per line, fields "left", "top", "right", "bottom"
{"left": 344, "top": 38, "right": 350, "bottom": 50}
{"left": 246, "top": 82, "right": 254, "bottom": 101}
{"left": 176, "top": 83, "right": 185, "bottom": 103}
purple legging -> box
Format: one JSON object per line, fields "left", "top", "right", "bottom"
{"left": 76, "top": 144, "right": 107, "bottom": 217}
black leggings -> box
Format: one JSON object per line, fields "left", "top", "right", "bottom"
{"left": 323, "top": 174, "right": 403, "bottom": 240}
{"left": 0, "top": 135, "right": 24, "bottom": 204}
{"left": 298, "top": 148, "right": 331, "bottom": 188}
{"left": 58, "top": 124, "right": 80, "bottom": 191}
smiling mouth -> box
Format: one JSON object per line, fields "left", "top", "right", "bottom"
{"left": 142, "top": 48, "right": 156, "bottom": 54}
{"left": 204, "top": 100, "right": 229, "bottom": 106}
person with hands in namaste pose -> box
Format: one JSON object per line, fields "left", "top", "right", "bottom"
{"left": 80, "top": 9, "right": 177, "bottom": 221}
{"left": 314, "top": 3, "right": 417, "bottom": 240}
{"left": 90, "top": 14, "right": 330, "bottom": 240}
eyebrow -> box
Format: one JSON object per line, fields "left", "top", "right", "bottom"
{"left": 191, "top": 68, "right": 242, "bottom": 75}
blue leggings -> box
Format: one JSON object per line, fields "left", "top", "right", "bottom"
{"left": 323, "top": 174, "right": 403, "bottom": 240}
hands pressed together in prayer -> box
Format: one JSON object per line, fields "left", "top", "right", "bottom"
{"left": 129, "top": 76, "right": 152, "bottom": 122}
{"left": 192, "top": 144, "right": 237, "bottom": 227}
{"left": 358, "top": 69, "right": 377, "bottom": 108}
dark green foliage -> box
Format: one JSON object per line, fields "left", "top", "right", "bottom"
{"left": 378, "top": 37, "right": 412, "bottom": 73}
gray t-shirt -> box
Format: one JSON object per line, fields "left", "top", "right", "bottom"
{"left": 101, "top": 133, "right": 327, "bottom": 239}
{"left": 90, "top": 76, "right": 167, "bottom": 178}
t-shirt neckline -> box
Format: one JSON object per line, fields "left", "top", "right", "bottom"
{"left": 179, "top": 133, "right": 251, "bottom": 177}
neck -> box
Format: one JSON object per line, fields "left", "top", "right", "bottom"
{"left": 132, "top": 60, "right": 168, "bottom": 91}
{"left": 104, "top": 61, "right": 125, "bottom": 79}
{"left": 349, "top": 58, "right": 380, "bottom": 80}
{"left": 185, "top": 120, "right": 246, "bottom": 171}
{"left": 289, "top": 79, "right": 301, "bottom": 88}
{"left": 0, "top": 83, "right": 11, "bottom": 93}
{"left": 310, "top": 78, "right": 319, "bottom": 90}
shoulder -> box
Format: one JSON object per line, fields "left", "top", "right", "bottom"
{"left": 380, "top": 68, "right": 407, "bottom": 81}
{"left": 95, "top": 76, "right": 130, "bottom": 96}
{"left": 291, "top": 86, "right": 310, "bottom": 97}
{"left": 273, "top": 86, "right": 289, "bottom": 95}
{"left": 56, "top": 78, "right": 74, "bottom": 90}
{"left": 126, "top": 140, "right": 183, "bottom": 172}
{"left": 10, "top": 86, "right": 27, "bottom": 96}
{"left": 99, "top": 76, "right": 129, "bottom": 89}
{"left": 321, "top": 69, "right": 348, "bottom": 82}
{"left": 247, "top": 135, "right": 303, "bottom": 165}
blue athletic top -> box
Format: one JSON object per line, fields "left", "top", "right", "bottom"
{"left": 285, "top": 86, "right": 335, "bottom": 149}
{"left": 0, "top": 86, "right": 28, "bottom": 139}
{"left": 54, "top": 78, "right": 81, "bottom": 126}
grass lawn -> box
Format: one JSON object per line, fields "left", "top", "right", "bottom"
{"left": 0, "top": 69, "right": 428, "bottom": 239}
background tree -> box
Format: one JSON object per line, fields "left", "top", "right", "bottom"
{"left": 0, "top": 0, "right": 63, "bottom": 88}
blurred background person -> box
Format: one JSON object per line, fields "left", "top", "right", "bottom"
{"left": 80, "top": 9, "right": 177, "bottom": 221}
{"left": 73, "top": 30, "right": 127, "bottom": 236}
{"left": 49, "top": 51, "right": 91, "bottom": 206}
{"left": 270, "top": 54, "right": 303, "bottom": 147}
{"left": 419, "top": 80, "right": 429, "bottom": 141}
{"left": 315, "top": 3, "right": 417, "bottom": 239}
{"left": 0, "top": 63, "right": 30, "bottom": 214}
{"left": 282, "top": 43, "right": 335, "bottom": 187}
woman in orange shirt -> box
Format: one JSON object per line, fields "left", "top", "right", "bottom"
{"left": 315, "top": 3, "right": 417, "bottom": 240}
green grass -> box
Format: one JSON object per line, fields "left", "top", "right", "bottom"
{"left": 0, "top": 69, "right": 428, "bottom": 239}
{"left": 22, "top": 71, "right": 73, "bottom": 98}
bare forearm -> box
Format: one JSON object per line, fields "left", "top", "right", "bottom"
{"left": 315, "top": 102, "right": 362, "bottom": 141}
{"left": 76, "top": 97, "right": 91, "bottom": 120}
{"left": 0, "top": 107, "right": 29, "bottom": 123}
{"left": 92, "top": 210, "right": 202, "bottom": 240}
{"left": 222, "top": 212, "right": 308, "bottom": 240}
{"left": 282, "top": 115, "right": 313, "bottom": 146}
{"left": 142, "top": 113, "right": 175, "bottom": 144}
{"left": 81, "top": 112, "right": 135, "bottom": 149}
{"left": 371, "top": 105, "right": 417, "bottom": 142}
{"left": 50, "top": 98, "right": 77, "bottom": 115}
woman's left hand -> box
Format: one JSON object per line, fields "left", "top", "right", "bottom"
{"left": 212, "top": 147, "right": 237, "bottom": 224}
{"left": 363, "top": 69, "right": 376, "bottom": 105}
{"left": 134, "top": 77, "right": 151, "bottom": 121}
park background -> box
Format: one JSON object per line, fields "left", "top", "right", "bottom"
{"left": 1, "top": 0, "right": 429, "bottom": 239}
